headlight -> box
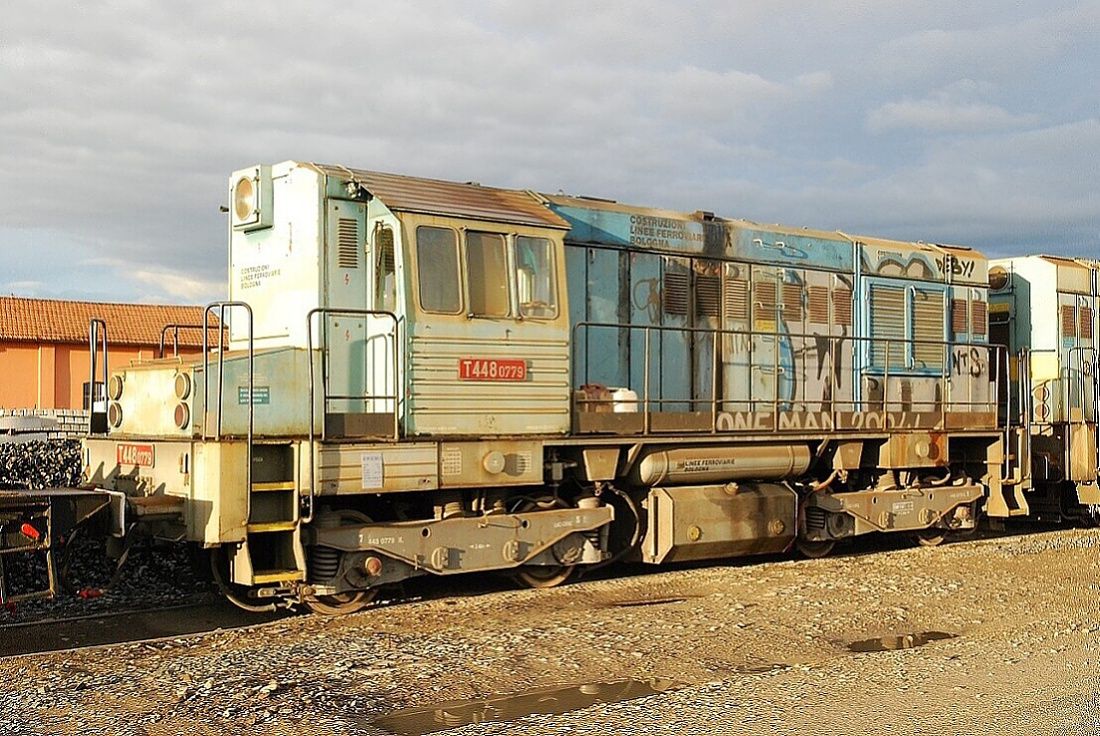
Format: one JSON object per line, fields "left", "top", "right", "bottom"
{"left": 174, "top": 372, "right": 192, "bottom": 400}
{"left": 108, "top": 374, "right": 124, "bottom": 400}
{"left": 174, "top": 403, "right": 190, "bottom": 430}
{"left": 233, "top": 176, "right": 256, "bottom": 221}
{"left": 229, "top": 165, "right": 272, "bottom": 231}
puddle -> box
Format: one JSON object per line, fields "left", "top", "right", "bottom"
{"left": 731, "top": 663, "right": 788, "bottom": 675}
{"left": 370, "top": 678, "right": 684, "bottom": 735}
{"left": 847, "top": 631, "right": 957, "bottom": 653}
{"left": 609, "top": 596, "right": 689, "bottom": 608}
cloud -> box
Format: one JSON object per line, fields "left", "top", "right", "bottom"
{"left": 129, "top": 268, "right": 224, "bottom": 303}
{"left": 3, "top": 281, "right": 45, "bottom": 296}
{"left": 0, "top": 1, "right": 1096, "bottom": 302}
{"left": 867, "top": 6, "right": 1100, "bottom": 85}
{"left": 867, "top": 81, "right": 1041, "bottom": 133}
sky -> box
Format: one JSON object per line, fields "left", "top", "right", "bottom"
{"left": 1, "top": 1, "right": 1098, "bottom": 304}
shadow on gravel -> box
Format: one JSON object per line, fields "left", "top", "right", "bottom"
{"left": 0, "top": 598, "right": 289, "bottom": 658}
{"left": 367, "top": 520, "right": 1071, "bottom": 614}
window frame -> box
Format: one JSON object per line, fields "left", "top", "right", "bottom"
{"left": 413, "top": 221, "right": 563, "bottom": 321}
{"left": 464, "top": 229, "right": 512, "bottom": 318}
{"left": 514, "top": 234, "right": 560, "bottom": 320}
{"left": 373, "top": 223, "right": 397, "bottom": 313}
{"left": 415, "top": 224, "right": 463, "bottom": 315}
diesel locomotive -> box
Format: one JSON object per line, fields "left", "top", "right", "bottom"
{"left": 2, "top": 160, "right": 1096, "bottom": 612}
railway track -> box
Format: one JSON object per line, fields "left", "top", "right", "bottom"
{"left": 0, "top": 598, "right": 289, "bottom": 658}
{"left": 0, "top": 522, "right": 1037, "bottom": 660}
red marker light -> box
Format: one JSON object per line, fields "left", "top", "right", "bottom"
{"left": 19, "top": 523, "right": 41, "bottom": 542}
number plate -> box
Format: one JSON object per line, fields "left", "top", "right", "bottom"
{"left": 457, "top": 358, "right": 528, "bottom": 381}
{"left": 117, "top": 443, "right": 155, "bottom": 467}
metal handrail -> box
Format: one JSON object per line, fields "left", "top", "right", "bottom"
{"left": 1068, "top": 346, "right": 1099, "bottom": 473}
{"left": 304, "top": 307, "right": 401, "bottom": 524}
{"left": 87, "top": 319, "right": 108, "bottom": 435}
{"left": 158, "top": 322, "right": 217, "bottom": 359}
{"left": 571, "top": 320, "right": 1005, "bottom": 436}
{"left": 202, "top": 302, "right": 254, "bottom": 524}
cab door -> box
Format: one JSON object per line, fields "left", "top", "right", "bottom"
{"left": 364, "top": 219, "right": 400, "bottom": 418}
{"left": 323, "top": 200, "right": 369, "bottom": 418}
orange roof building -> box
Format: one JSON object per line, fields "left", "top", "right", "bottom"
{"left": 0, "top": 296, "right": 215, "bottom": 411}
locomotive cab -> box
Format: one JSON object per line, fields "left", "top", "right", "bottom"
{"left": 226, "top": 162, "right": 573, "bottom": 439}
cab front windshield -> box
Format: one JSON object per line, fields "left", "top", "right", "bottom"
{"left": 416, "top": 227, "right": 557, "bottom": 319}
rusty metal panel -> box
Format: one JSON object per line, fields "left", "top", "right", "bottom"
{"left": 648, "top": 411, "right": 712, "bottom": 432}
{"left": 308, "top": 164, "right": 569, "bottom": 230}
{"left": 573, "top": 411, "right": 645, "bottom": 435}
{"left": 1069, "top": 423, "right": 1097, "bottom": 481}
{"left": 642, "top": 483, "right": 796, "bottom": 564}
{"left": 943, "top": 411, "right": 997, "bottom": 430}
{"left": 877, "top": 432, "right": 948, "bottom": 468}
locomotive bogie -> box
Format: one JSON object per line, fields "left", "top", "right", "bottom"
{"left": 307, "top": 501, "right": 612, "bottom": 591}
{"left": 802, "top": 483, "right": 984, "bottom": 541}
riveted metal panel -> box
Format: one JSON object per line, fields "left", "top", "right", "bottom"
{"left": 315, "top": 442, "right": 438, "bottom": 495}
{"left": 407, "top": 332, "right": 571, "bottom": 435}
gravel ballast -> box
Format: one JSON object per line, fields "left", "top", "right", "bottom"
{"left": 2, "top": 527, "right": 1098, "bottom": 735}
{"left": 0, "top": 439, "right": 81, "bottom": 490}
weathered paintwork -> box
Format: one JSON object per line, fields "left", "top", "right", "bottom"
{"left": 556, "top": 194, "right": 993, "bottom": 433}
{"left": 990, "top": 254, "right": 1099, "bottom": 484}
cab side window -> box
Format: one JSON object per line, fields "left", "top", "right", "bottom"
{"left": 515, "top": 236, "right": 557, "bottom": 319}
{"left": 466, "top": 231, "right": 509, "bottom": 317}
{"left": 416, "top": 226, "right": 461, "bottom": 313}
{"left": 374, "top": 225, "right": 396, "bottom": 312}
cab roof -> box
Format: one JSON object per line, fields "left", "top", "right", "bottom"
{"left": 305, "top": 163, "right": 570, "bottom": 230}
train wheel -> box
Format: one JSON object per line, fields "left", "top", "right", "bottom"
{"left": 511, "top": 496, "right": 577, "bottom": 589}
{"left": 795, "top": 538, "right": 835, "bottom": 559}
{"left": 304, "top": 589, "right": 376, "bottom": 615}
{"left": 914, "top": 529, "right": 946, "bottom": 547}
{"left": 514, "top": 565, "right": 575, "bottom": 589}
{"left": 209, "top": 546, "right": 279, "bottom": 613}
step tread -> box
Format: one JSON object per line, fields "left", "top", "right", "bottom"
{"left": 251, "top": 481, "right": 296, "bottom": 492}
{"left": 247, "top": 521, "right": 298, "bottom": 533}
{"left": 251, "top": 569, "right": 305, "bottom": 584}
